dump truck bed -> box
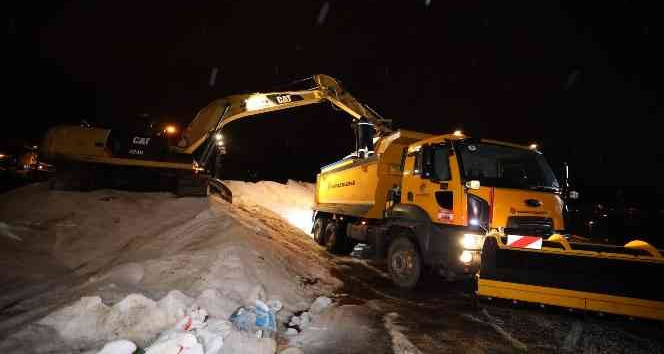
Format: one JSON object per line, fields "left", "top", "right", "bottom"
{"left": 314, "top": 130, "right": 432, "bottom": 219}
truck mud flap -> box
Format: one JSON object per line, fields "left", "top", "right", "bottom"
{"left": 477, "top": 235, "right": 664, "bottom": 320}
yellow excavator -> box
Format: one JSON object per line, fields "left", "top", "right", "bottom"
{"left": 40, "top": 74, "right": 391, "bottom": 199}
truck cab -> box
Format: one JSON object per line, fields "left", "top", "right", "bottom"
{"left": 313, "top": 130, "right": 566, "bottom": 288}
{"left": 398, "top": 134, "right": 563, "bottom": 276}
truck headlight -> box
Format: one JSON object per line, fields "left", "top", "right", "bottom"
{"left": 460, "top": 233, "right": 485, "bottom": 250}
{"left": 459, "top": 250, "right": 473, "bottom": 264}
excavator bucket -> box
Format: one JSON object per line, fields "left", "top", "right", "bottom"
{"left": 208, "top": 177, "right": 233, "bottom": 203}
{"left": 477, "top": 234, "right": 664, "bottom": 320}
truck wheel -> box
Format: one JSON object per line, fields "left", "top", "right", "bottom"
{"left": 387, "top": 237, "right": 422, "bottom": 289}
{"left": 324, "top": 222, "right": 353, "bottom": 255}
{"left": 313, "top": 217, "right": 328, "bottom": 245}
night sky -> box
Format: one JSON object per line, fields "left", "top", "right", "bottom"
{"left": 5, "top": 1, "right": 664, "bottom": 207}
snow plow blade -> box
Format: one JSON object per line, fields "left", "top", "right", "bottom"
{"left": 208, "top": 178, "right": 233, "bottom": 203}
{"left": 477, "top": 234, "right": 664, "bottom": 320}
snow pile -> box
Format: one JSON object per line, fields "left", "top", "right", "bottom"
{"left": 35, "top": 291, "right": 280, "bottom": 354}
{"left": 39, "top": 291, "right": 194, "bottom": 348}
{"left": 224, "top": 180, "right": 315, "bottom": 234}
{"left": 35, "top": 291, "right": 277, "bottom": 354}
{"left": 285, "top": 296, "right": 334, "bottom": 336}
{"left": 97, "top": 340, "right": 136, "bottom": 354}
{"left": 0, "top": 183, "right": 339, "bottom": 353}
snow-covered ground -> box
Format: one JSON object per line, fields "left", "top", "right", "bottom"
{"left": 0, "top": 181, "right": 339, "bottom": 353}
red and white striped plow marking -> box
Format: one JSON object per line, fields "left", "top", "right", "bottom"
{"left": 506, "top": 235, "right": 543, "bottom": 250}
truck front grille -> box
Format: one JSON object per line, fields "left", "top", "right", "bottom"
{"left": 505, "top": 216, "right": 554, "bottom": 236}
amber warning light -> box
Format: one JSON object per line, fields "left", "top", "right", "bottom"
{"left": 164, "top": 125, "right": 177, "bottom": 135}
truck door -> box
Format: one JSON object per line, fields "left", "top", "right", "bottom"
{"left": 402, "top": 143, "right": 466, "bottom": 226}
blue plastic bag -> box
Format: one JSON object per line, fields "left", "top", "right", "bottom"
{"left": 229, "top": 300, "right": 277, "bottom": 338}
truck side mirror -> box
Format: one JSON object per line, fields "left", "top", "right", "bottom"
{"left": 465, "top": 180, "right": 481, "bottom": 190}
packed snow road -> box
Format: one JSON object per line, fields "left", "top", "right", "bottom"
{"left": 333, "top": 258, "right": 664, "bottom": 354}
{"left": 1, "top": 180, "right": 663, "bottom": 353}
{"left": 230, "top": 181, "right": 664, "bottom": 354}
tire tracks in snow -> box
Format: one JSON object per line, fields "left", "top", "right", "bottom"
{"left": 383, "top": 312, "right": 422, "bottom": 354}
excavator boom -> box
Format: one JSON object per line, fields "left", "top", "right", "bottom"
{"left": 177, "top": 74, "right": 390, "bottom": 155}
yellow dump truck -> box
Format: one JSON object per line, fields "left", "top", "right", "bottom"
{"left": 313, "top": 129, "right": 664, "bottom": 320}
{"left": 313, "top": 129, "right": 566, "bottom": 287}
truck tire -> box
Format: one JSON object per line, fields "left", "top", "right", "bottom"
{"left": 324, "top": 222, "right": 354, "bottom": 255}
{"left": 313, "top": 217, "right": 328, "bottom": 245}
{"left": 387, "top": 236, "right": 422, "bottom": 289}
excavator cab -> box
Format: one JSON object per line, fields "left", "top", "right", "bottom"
{"left": 107, "top": 117, "right": 174, "bottom": 160}
{"left": 356, "top": 117, "right": 375, "bottom": 158}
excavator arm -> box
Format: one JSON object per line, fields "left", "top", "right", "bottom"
{"left": 176, "top": 74, "right": 391, "bottom": 157}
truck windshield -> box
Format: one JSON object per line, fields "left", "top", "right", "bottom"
{"left": 457, "top": 142, "right": 559, "bottom": 192}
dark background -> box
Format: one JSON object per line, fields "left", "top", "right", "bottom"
{"left": 4, "top": 1, "right": 664, "bottom": 240}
